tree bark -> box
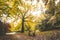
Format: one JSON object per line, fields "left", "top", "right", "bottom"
{"left": 21, "top": 16, "right": 25, "bottom": 33}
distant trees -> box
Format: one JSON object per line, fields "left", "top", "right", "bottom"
{"left": 36, "top": 0, "right": 60, "bottom": 31}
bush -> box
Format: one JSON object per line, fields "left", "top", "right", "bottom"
{"left": 0, "top": 21, "right": 5, "bottom": 36}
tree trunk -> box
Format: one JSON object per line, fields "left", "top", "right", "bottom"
{"left": 0, "top": 21, "right": 5, "bottom": 36}
{"left": 21, "top": 16, "right": 25, "bottom": 33}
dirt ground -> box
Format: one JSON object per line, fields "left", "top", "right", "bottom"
{"left": 0, "top": 30, "right": 60, "bottom": 40}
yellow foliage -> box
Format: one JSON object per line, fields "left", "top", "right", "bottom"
{"left": 9, "top": 23, "right": 15, "bottom": 31}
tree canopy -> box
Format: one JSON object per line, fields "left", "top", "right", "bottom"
{"left": 0, "top": 0, "right": 60, "bottom": 32}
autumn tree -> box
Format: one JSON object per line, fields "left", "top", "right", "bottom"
{"left": 5, "top": 0, "right": 36, "bottom": 33}
{"left": 0, "top": 0, "right": 11, "bottom": 34}
{"left": 37, "top": 0, "right": 59, "bottom": 31}
{"left": 55, "top": 0, "right": 60, "bottom": 27}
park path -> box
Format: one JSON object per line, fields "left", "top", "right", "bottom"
{"left": 0, "top": 32, "right": 40, "bottom": 40}
{"left": 0, "top": 31, "right": 60, "bottom": 40}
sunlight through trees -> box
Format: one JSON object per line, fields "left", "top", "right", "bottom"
{"left": 0, "top": 0, "right": 60, "bottom": 36}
